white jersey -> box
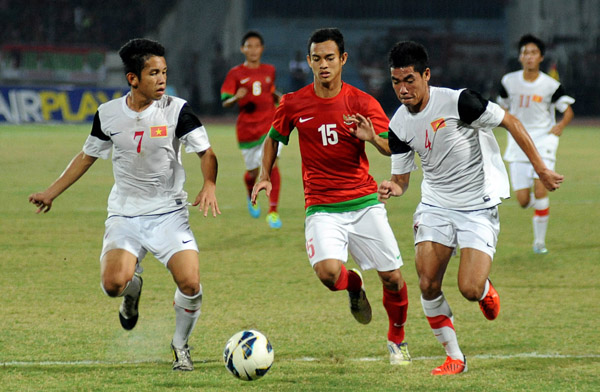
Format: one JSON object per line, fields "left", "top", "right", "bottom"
{"left": 83, "top": 94, "right": 211, "bottom": 217}
{"left": 497, "top": 71, "right": 575, "bottom": 162}
{"left": 389, "top": 87, "right": 509, "bottom": 210}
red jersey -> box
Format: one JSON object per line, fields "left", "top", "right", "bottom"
{"left": 221, "top": 63, "right": 277, "bottom": 148}
{"left": 270, "top": 83, "right": 389, "bottom": 211}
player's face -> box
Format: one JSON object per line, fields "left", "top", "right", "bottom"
{"left": 519, "top": 43, "right": 544, "bottom": 72}
{"left": 390, "top": 66, "right": 430, "bottom": 113}
{"left": 130, "top": 55, "right": 167, "bottom": 101}
{"left": 241, "top": 37, "right": 264, "bottom": 63}
{"left": 307, "top": 40, "right": 347, "bottom": 86}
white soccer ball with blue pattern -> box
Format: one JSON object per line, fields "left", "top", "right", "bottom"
{"left": 223, "top": 330, "right": 274, "bottom": 381}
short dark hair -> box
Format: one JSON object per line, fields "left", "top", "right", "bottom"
{"left": 388, "top": 41, "right": 429, "bottom": 74}
{"left": 118, "top": 38, "right": 165, "bottom": 83}
{"left": 241, "top": 30, "right": 264, "bottom": 46}
{"left": 307, "top": 28, "right": 345, "bottom": 56}
{"left": 518, "top": 34, "right": 545, "bottom": 56}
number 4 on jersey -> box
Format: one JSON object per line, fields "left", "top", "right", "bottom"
{"left": 425, "top": 129, "right": 432, "bottom": 150}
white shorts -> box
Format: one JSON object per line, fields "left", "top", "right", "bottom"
{"left": 509, "top": 158, "right": 555, "bottom": 191}
{"left": 304, "top": 204, "right": 403, "bottom": 271}
{"left": 100, "top": 208, "right": 199, "bottom": 267}
{"left": 413, "top": 203, "right": 500, "bottom": 259}
{"left": 241, "top": 139, "right": 283, "bottom": 170}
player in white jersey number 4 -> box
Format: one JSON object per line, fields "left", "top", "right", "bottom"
{"left": 369, "top": 41, "right": 564, "bottom": 375}
{"left": 29, "top": 38, "right": 220, "bottom": 371}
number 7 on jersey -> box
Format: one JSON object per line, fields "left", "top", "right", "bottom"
{"left": 134, "top": 131, "right": 144, "bottom": 153}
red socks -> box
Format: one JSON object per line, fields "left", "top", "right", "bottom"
{"left": 244, "top": 171, "right": 256, "bottom": 198}
{"left": 383, "top": 282, "right": 408, "bottom": 343}
{"left": 330, "top": 265, "right": 362, "bottom": 292}
{"left": 331, "top": 267, "right": 409, "bottom": 344}
{"left": 246, "top": 167, "right": 280, "bottom": 213}
{"left": 269, "top": 166, "right": 280, "bottom": 213}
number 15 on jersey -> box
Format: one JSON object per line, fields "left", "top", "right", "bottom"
{"left": 318, "top": 124, "right": 339, "bottom": 146}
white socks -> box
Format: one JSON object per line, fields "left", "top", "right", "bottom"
{"left": 526, "top": 192, "right": 536, "bottom": 209}
{"left": 479, "top": 279, "right": 490, "bottom": 301}
{"left": 533, "top": 197, "right": 549, "bottom": 246}
{"left": 421, "top": 294, "right": 463, "bottom": 360}
{"left": 172, "top": 286, "right": 203, "bottom": 348}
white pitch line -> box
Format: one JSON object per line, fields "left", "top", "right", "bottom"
{"left": 303, "top": 352, "right": 600, "bottom": 362}
{"left": 2, "top": 352, "right": 599, "bottom": 366}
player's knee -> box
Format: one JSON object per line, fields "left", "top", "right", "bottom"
{"left": 176, "top": 278, "right": 201, "bottom": 297}
{"left": 313, "top": 261, "right": 339, "bottom": 288}
{"left": 101, "top": 278, "right": 126, "bottom": 297}
{"left": 517, "top": 192, "right": 533, "bottom": 208}
{"left": 378, "top": 269, "right": 404, "bottom": 291}
{"left": 100, "top": 261, "right": 136, "bottom": 297}
{"left": 418, "top": 276, "right": 441, "bottom": 298}
{"left": 458, "top": 282, "right": 483, "bottom": 302}
{"left": 317, "top": 271, "right": 337, "bottom": 289}
{"left": 316, "top": 269, "right": 339, "bottom": 289}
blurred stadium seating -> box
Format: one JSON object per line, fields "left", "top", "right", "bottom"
{"left": 1, "top": 0, "right": 598, "bottom": 117}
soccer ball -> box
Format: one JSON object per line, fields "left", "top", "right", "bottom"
{"left": 223, "top": 330, "right": 274, "bottom": 381}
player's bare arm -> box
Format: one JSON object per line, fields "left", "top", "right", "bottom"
{"left": 345, "top": 113, "right": 391, "bottom": 156}
{"left": 28, "top": 151, "right": 97, "bottom": 213}
{"left": 550, "top": 105, "right": 574, "bottom": 136}
{"left": 222, "top": 87, "right": 249, "bottom": 108}
{"left": 272, "top": 90, "right": 283, "bottom": 104}
{"left": 378, "top": 173, "right": 410, "bottom": 202}
{"left": 501, "top": 111, "right": 564, "bottom": 191}
{"left": 193, "top": 148, "right": 221, "bottom": 217}
{"left": 251, "top": 136, "right": 278, "bottom": 204}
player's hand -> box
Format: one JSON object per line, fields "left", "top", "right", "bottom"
{"left": 28, "top": 192, "right": 53, "bottom": 214}
{"left": 538, "top": 168, "right": 564, "bottom": 192}
{"left": 193, "top": 185, "right": 221, "bottom": 217}
{"left": 377, "top": 180, "right": 404, "bottom": 202}
{"left": 345, "top": 113, "right": 375, "bottom": 142}
{"left": 549, "top": 124, "right": 564, "bottom": 136}
{"left": 251, "top": 180, "right": 271, "bottom": 205}
{"left": 235, "top": 87, "right": 248, "bottom": 100}
{"left": 378, "top": 180, "right": 394, "bottom": 202}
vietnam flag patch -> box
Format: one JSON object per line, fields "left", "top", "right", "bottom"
{"left": 532, "top": 95, "right": 543, "bottom": 103}
{"left": 431, "top": 118, "right": 446, "bottom": 132}
{"left": 150, "top": 125, "right": 167, "bottom": 138}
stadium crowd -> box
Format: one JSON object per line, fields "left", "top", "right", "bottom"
{"left": 0, "top": 0, "right": 173, "bottom": 49}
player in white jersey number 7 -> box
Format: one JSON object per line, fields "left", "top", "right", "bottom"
{"left": 28, "top": 38, "right": 220, "bottom": 371}
{"left": 368, "top": 41, "right": 563, "bottom": 375}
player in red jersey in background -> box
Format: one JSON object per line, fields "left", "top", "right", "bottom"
{"left": 221, "top": 30, "right": 283, "bottom": 228}
{"left": 252, "top": 28, "right": 411, "bottom": 366}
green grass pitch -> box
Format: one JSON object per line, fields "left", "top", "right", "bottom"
{"left": 0, "top": 122, "right": 598, "bottom": 391}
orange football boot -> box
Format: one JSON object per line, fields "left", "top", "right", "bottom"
{"left": 431, "top": 356, "right": 468, "bottom": 375}
{"left": 479, "top": 279, "right": 500, "bottom": 320}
